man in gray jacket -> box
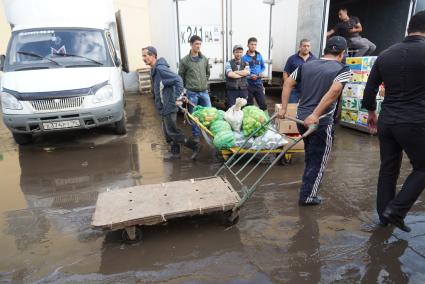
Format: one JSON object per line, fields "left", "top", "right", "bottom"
{"left": 143, "top": 46, "right": 201, "bottom": 160}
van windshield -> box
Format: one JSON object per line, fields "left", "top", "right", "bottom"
{"left": 5, "top": 28, "right": 114, "bottom": 71}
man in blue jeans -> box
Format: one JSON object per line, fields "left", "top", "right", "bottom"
{"left": 242, "top": 37, "right": 267, "bottom": 110}
{"left": 283, "top": 39, "right": 317, "bottom": 103}
{"left": 278, "top": 36, "right": 352, "bottom": 206}
{"left": 178, "top": 35, "right": 211, "bottom": 141}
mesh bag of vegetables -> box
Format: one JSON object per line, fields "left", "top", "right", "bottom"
{"left": 192, "top": 106, "right": 219, "bottom": 127}
{"left": 242, "top": 106, "right": 269, "bottom": 137}
{"left": 209, "top": 120, "right": 232, "bottom": 136}
{"left": 213, "top": 130, "right": 235, "bottom": 149}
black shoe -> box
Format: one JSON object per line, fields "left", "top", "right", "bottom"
{"left": 190, "top": 144, "right": 202, "bottom": 160}
{"left": 299, "top": 196, "right": 322, "bottom": 206}
{"left": 382, "top": 209, "right": 411, "bottom": 232}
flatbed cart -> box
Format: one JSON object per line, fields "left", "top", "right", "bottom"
{"left": 181, "top": 106, "right": 304, "bottom": 164}
{"left": 91, "top": 114, "right": 317, "bottom": 243}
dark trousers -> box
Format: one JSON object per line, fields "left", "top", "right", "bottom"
{"left": 298, "top": 124, "right": 334, "bottom": 203}
{"left": 247, "top": 85, "right": 267, "bottom": 110}
{"left": 377, "top": 122, "right": 425, "bottom": 221}
{"left": 162, "top": 112, "right": 186, "bottom": 153}
{"left": 226, "top": 89, "right": 248, "bottom": 108}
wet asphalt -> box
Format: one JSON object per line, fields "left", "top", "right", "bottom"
{"left": 0, "top": 92, "right": 424, "bottom": 284}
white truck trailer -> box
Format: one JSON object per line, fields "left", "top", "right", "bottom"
{"left": 0, "top": 0, "right": 129, "bottom": 145}
{"left": 149, "top": 0, "right": 275, "bottom": 102}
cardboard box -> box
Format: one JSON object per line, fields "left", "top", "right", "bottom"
{"left": 277, "top": 119, "right": 299, "bottom": 134}
{"left": 357, "top": 111, "right": 369, "bottom": 126}
{"left": 342, "top": 97, "right": 360, "bottom": 111}
{"left": 287, "top": 135, "right": 304, "bottom": 150}
{"left": 352, "top": 71, "right": 369, "bottom": 83}
{"left": 346, "top": 56, "right": 377, "bottom": 71}
{"left": 341, "top": 110, "right": 358, "bottom": 124}
{"left": 342, "top": 83, "right": 365, "bottom": 98}
{"left": 275, "top": 103, "right": 298, "bottom": 117}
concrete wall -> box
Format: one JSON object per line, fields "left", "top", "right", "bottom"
{"left": 296, "top": 0, "right": 327, "bottom": 57}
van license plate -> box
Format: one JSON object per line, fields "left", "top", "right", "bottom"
{"left": 43, "top": 120, "right": 80, "bottom": 130}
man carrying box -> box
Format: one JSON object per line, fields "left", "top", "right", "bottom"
{"left": 278, "top": 36, "right": 352, "bottom": 206}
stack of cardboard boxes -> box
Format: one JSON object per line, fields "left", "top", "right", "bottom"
{"left": 340, "top": 56, "right": 383, "bottom": 131}
{"left": 274, "top": 103, "right": 304, "bottom": 150}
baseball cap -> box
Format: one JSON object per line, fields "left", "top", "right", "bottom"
{"left": 233, "top": 44, "right": 244, "bottom": 52}
{"left": 143, "top": 46, "right": 157, "bottom": 57}
{"left": 325, "top": 36, "right": 347, "bottom": 52}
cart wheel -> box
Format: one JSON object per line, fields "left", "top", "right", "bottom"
{"left": 122, "top": 226, "right": 143, "bottom": 244}
{"left": 223, "top": 210, "right": 240, "bottom": 227}
{"left": 280, "top": 153, "right": 292, "bottom": 165}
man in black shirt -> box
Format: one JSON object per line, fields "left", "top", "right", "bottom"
{"left": 363, "top": 11, "right": 425, "bottom": 232}
{"left": 327, "top": 8, "right": 376, "bottom": 56}
{"left": 278, "top": 36, "right": 352, "bottom": 206}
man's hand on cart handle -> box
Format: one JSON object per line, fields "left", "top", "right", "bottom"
{"left": 278, "top": 107, "right": 287, "bottom": 119}
{"left": 304, "top": 113, "right": 319, "bottom": 128}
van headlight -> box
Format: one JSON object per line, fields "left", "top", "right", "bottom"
{"left": 1, "top": 92, "right": 23, "bottom": 110}
{"left": 92, "top": 85, "right": 113, "bottom": 103}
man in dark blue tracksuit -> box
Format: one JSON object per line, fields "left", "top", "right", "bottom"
{"left": 278, "top": 37, "right": 352, "bottom": 206}
{"left": 242, "top": 37, "right": 267, "bottom": 110}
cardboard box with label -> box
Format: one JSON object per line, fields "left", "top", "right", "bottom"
{"left": 277, "top": 119, "right": 299, "bottom": 134}
{"left": 342, "top": 83, "right": 365, "bottom": 98}
{"left": 341, "top": 110, "right": 358, "bottom": 124}
{"left": 342, "top": 97, "right": 360, "bottom": 111}
{"left": 352, "top": 71, "right": 369, "bottom": 83}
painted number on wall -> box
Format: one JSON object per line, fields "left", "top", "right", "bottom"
{"left": 180, "top": 26, "right": 221, "bottom": 44}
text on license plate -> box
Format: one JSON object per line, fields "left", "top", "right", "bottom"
{"left": 43, "top": 120, "right": 81, "bottom": 130}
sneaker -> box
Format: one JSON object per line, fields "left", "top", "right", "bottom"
{"left": 299, "top": 196, "right": 322, "bottom": 206}
{"left": 382, "top": 209, "right": 411, "bottom": 232}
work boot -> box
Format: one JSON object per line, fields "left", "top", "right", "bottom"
{"left": 163, "top": 143, "right": 181, "bottom": 161}
{"left": 184, "top": 139, "right": 202, "bottom": 160}
{"left": 298, "top": 196, "right": 322, "bottom": 207}
{"left": 382, "top": 208, "right": 411, "bottom": 232}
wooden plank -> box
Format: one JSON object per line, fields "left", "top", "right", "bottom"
{"left": 91, "top": 177, "right": 239, "bottom": 230}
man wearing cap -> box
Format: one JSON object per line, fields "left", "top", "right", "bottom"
{"left": 142, "top": 46, "right": 202, "bottom": 160}
{"left": 225, "top": 45, "right": 250, "bottom": 108}
{"left": 278, "top": 36, "right": 352, "bottom": 206}
{"left": 283, "top": 39, "right": 317, "bottom": 103}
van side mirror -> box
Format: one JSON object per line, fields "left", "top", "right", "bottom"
{"left": 0, "top": 55, "right": 5, "bottom": 71}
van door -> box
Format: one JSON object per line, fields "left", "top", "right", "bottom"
{"left": 115, "top": 10, "right": 129, "bottom": 73}
{"left": 176, "top": 0, "right": 225, "bottom": 81}
{"left": 229, "top": 0, "right": 274, "bottom": 80}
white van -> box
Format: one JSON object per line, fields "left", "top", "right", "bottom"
{"left": 0, "top": 0, "right": 129, "bottom": 145}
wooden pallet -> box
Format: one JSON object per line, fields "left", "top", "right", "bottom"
{"left": 91, "top": 176, "right": 240, "bottom": 231}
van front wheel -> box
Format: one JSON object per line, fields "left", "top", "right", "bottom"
{"left": 114, "top": 114, "right": 127, "bottom": 135}
{"left": 13, "top": 133, "right": 33, "bottom": 145}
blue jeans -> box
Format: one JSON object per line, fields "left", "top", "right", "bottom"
{"left": 289, "top": 89, "right": 300, "bottom": 103}
{"left": 187, "top": 90, "right": 212, "bottom": 138}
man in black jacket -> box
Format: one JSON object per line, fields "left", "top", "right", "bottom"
{"left": 225, "top": 44, "right": 250, "bottom": 107}
{"left": 143, "top": 46, "right": 201, "bottom": 160}
{"left": 363, "top": 11, "right": 425, "bottom": 232}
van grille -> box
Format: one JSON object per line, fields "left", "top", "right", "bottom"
{"left": 30, "top": 97, "right": 85, "bottom": 112}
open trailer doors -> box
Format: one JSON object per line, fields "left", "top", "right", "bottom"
{"left": 115, "top": 10, "right": 129, "bottom": 73}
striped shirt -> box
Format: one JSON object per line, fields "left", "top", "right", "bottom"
{"left": 290, "top": 59, "right": 352, "bottom": 125}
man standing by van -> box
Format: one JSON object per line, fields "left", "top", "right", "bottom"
{"left": 225, "top": 44, "right": 250, "bottom": 107}
{"left": 283, "top": 39, "right": 317, "bottom": 103}
{"left": 178, "top": 35, "right": 211, "bottom": 142}
{"left": 363, "top": 11, "right": 425, "bottom": 232}
{"left": 143, "top": 46, "right": 202, "bottom": 160}
{"left": 278, "top": 36, "right": 352, "bottom": 206}
{"left": 327, "top": 7, "right": 376, "bottom": 56}
{"left": 242, "top": 37, "right": 267, "bottom": 111}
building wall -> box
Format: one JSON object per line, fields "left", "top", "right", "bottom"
{"left": 0, "top": 0, "right": 151, "bottom": 71}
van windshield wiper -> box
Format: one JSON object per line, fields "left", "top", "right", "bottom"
{"left": 53, "top": 53, "right": 103, "bottom": 66}
{"left": 16, "top": 51, "right": 62, "bottom": 66}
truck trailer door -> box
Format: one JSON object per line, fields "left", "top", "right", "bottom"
{"left": 176, "top": 0, "right": 225, "bottom": 81}
{"left": 229, "top": 0, "right": 274, "bottom": 80}
{"left": 115, "top": 10, "right": 129, "bottom": 73}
